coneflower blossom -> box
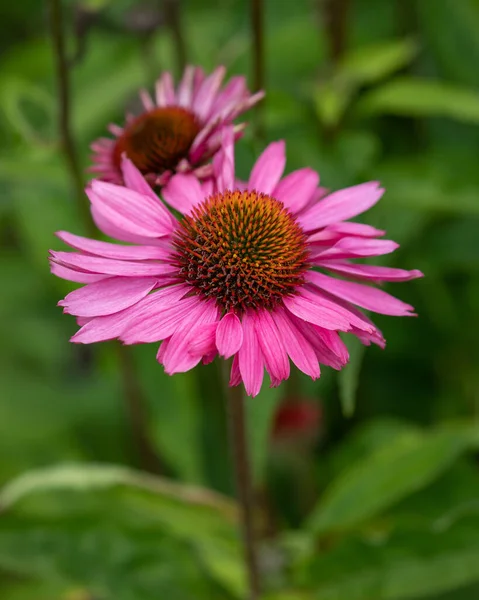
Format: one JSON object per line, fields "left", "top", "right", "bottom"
{"left": 90, "top": 65, "right": 263, "bottom": 186}
{"left": 51, "top": 129, "right": 422, "bottom": 397}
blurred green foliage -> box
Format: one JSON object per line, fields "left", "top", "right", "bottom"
{"left": 1, "top": 0, "right": 479, "bottom": 598}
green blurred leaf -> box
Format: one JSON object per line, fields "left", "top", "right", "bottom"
{"left": 0, "top": 464, "right": 242, "bottom": 599}
{"left": 338, "top": 336, "right": 365, "bottom": 418}
{"left": 307, "top": 424, "right": 479, "bottom": 535}
{"left": 339, "top": 39, "right": 418, "bottom": 86}
{"left": 299, "top": 516, "right": 479, "bottom": 600}
{"left": 357, "top": 77, "right": 479, "bottom": 123}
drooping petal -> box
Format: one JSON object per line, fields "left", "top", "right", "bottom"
{"left": 272, "top": 168, "right": 319, "bottom": 214}
{"left": 310, "top": 237, "right": 399, "bottom": 261}
{"left": 56, "top": 231, "right": 171, "bottom": 261}
{"left": 272, "top": 307, "right": 320, "bottom": 379}
{"left": 160, "top": 301, "right": 219, "bottom": 373}
{"left": 229, "top": 355, "right": 242, "bottom": 387}
{"left": 298, "top": 182, "right": 384, "bottom": 232}
{"left": 253, "top": 309, "right": 290, "bottom": 386}
{"left": 50, "top": 261, "right": 109, "bottom": 284}
{"left": 307, "top": 271, "right": 416, "bottom": 316}
{"left": 161, "top": 173, "right": 206, "bottom": 215}
{"left": 72, "top": 284, "right": 189, "bottom": 344}
{"left": 283, "top": 293, "right": 351, "bottom": 332}
{"left": 90, "top": 205, "right": 167, "bottom": 246}
{"left": 59, "top": 276, "right": 158, "bottom": 317}
{"left": 248, "top": 141, "right": 286, "bottom": 194}
{"left": 50, "top": 251, "right": 176, "bottom": 277}
{"left": 120, "top": 293, "right": 200, "bottom": 344}
{"left": 177, "top": 66, "right": 195, "bottom": 107}
{"left": 216, "top": 312, "right": 243, "bottom": 358}
{"left": 317, "top": 261, "right": 424, "bottom": 282}
{"left": 238, "top": 311, "right": 264, "bottom": 397}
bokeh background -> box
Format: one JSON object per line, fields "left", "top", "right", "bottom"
{"left": 1, "top": 0, "right": 479, "bottom": 598}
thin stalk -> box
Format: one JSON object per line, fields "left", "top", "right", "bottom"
{"left": 323, "top": 0, "right": 351, "bottom": 65}
{"left": 224, "top": 375, "right": 261, "bottom": 599}
{"left": 251, "top": 0, "right": 265, "bottom": 138}
{"left": 163, "top": 0, "right": 187, "bottom": 75}
{"left": 48, "top": 0, "right": 95, "bottom": 236}
{"left": 48, "top": 0, "right": 163, "bottom": 475}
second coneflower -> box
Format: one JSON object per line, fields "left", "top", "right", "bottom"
{"left": 51, "top": 128, "right": 422, "bottom": 397}
{"left": 90, "top": 65, "right": 264, "bottom": 187}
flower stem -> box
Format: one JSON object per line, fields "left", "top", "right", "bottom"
{"left": 251, "top": 0, "right": 265, "bottom": 139}
{"left": 48, "top": 0, "right": 164, "bottom": 476}
{"left": 323, "top": 0, "right": 351, "bottom": 65}
{"left": 224, "top": 378, "right": 261, "bottom": 599}
{"left": 163, "top": 0, "right": 187, "bottom": 75}
{"left": 48, "top": 0, "right": 95, "bottom": 237}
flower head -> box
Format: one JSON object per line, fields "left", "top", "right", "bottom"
{"left": 90, "top": 66, "right": 264, "bottom": 187}
{"left": 51, "top": 129, "right": 422, "bottom": 397}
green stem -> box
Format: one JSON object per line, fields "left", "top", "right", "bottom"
{"left": 251, "top": 0, "right": 265, "bottom": 139}
{"left": 223, "top": 370, "right": 261, "bottom": 599}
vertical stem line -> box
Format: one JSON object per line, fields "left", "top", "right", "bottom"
{"left": 323, "top": 0, "right": 351, "bottom": 65}
{"left": 163, "top": 0, "right": 187, "bottom": 75}
{"left": 48, "top": 0, "right": 163, "bottom": 475}
{"left": 48, "top": 0, "right": 95, "bottom": 236}
{"left": 251, "top": 0, "right": 265, "bottom": 138}
{"left": 225, "top": 379, "right": 261, "bottom": 600}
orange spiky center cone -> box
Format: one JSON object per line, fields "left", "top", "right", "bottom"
{"left": 173, "top": 190, "right": 309, "bottom": 313}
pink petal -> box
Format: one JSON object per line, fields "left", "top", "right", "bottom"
{"left": 50, "top": 251, "right": 175, "bottom": 277}
{"left": 289, "top": 315, "right": 349, "bottom": 369}
{"left": 283, "top": 293, "right": 351, "bottom": 332}
{"left": 248, "top": 141, "right": 286, "bottom": 194}
{"left": 307, "top": 271, "right": 416, "bottom": 316}
{"left": 298, "top": 182, "right": 384, "bottom": 232}
{"left": 238, "top": 312, "right": 264, "bottom": 397}
{"left": 161, "top": 174, "right": 206, "bottom": 215}
{"left": 212, "top": 127, "right": 235, "bottom": 192}
{"left": 59, "top": 276, "right": 157, "bottom": 317}
{"left": 160, "top": 301, "right": 219, "bottom": 373}
{"left": 140, "top": 89, "right": 154, "bottom": 111}
{"left": 88, "top": 180, "right": 174, "bottom": 238}
{"left": 310, "top": 237, "right": 399, "bottom": 261}
{"left": 216, "top": 312, "right": 243, "bottom": 358}
{"left": 317, "top": 261, "right": 424, "bottom": 282}
{"left": 56, "top": 231, "right": 171, "bottom": 261}
{"left": 90, "top": 205, "right": 166, "bottom": 246}
{"left": 193, "top": 66, "right": 226, "bottom": 121}
{"left": 71, "top": 308, "right": 135, "bottom": 343}
{"left": 327, "top": 222, "right": 385, "bottom": 238}
{"left": 155, "top": 71, "right": 176, "bottom": 106}
{"left": 120, "top": 293, "right": 200, "bottom": 344}
{"left": 209, "top": 76, "right": 246, "bottom": 117}
{"left": 121, "top": 155, "right": 171, "bottom": 209}
{"left": 253, "top": 310, "right": 290, "bottom": 386}
{"left": 50, "top": 261, "right": 109, "bottom": 284}
{"left": 272, "top": 308, "right": 320, "bottom": 380}
{"left": 350, "top": 325, "right": 386, "bottom": 348}
{"left": 273, "top": 168, "right": 319, "bottom": 214}
{"left": 300, "top": 285, "right": 376, "bottom": 332}
{"left": 177, "top": 66, "right": 195, "bottom": 107}
{"left": 229, "top": 355, "right": 242, "bottom": 387}
{"left": 189, "top": 322, "right": 218, "bottom": 355}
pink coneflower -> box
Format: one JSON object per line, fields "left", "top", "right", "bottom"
{"left": 51, "top": 129, "right": 422, "bottom": 397}
{"left": 90, "top": 66, "right": 263, "bottom": 186}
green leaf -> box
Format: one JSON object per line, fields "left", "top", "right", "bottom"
{"left": 299, "top": 516, "right": 479, "bottom": 600}
{"left": 338, "top": 39, "right": 418, "bottom": 86}
{"left": 338, "top": 336, "right": 365, "bottom": 417}
{"left": 357, "top": 77, "right": 479, "bottom": 123}
{"left": 0, "top": 464, "right": 243, "bottom": 599}
{"left": 307, "top": 424, "right": 479, "bottom": 535}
